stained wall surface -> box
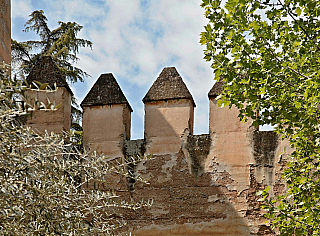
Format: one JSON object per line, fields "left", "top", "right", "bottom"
{"left": 78, "top": 72, "right": 290, "bottom": 235}
{"left": 82, "top": 103, "right": 131, "bottom": 157}
{"left": 25, "top": 87, "right": 71, "bottom": 134}
{"left": 209, "top": 98, "right": 255, "bottom": 192}
{"left": 113, "top": 96, "right": 289, "bottom": 235}
{"left": 0, "top": 0, "right": 10, "bottom": 64}
{"left": 25, "top": 63, "right": 291, "bottom": 235}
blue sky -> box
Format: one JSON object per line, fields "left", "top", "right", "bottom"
{"left": 12, "top": 0, "right": 216, "bottom": 139}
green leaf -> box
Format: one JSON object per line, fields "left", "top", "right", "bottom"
{"left": 201, "top": 1, "right": 320, "bottom": 233}
{"left": 202, "top": 0, "right": 210, "bottom": 5}
{"left": 295, "top": 7, "right": 302, "bottom": 17}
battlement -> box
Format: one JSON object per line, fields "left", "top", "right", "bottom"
{"left": 25, "top": 56, "right": 290, "bottom": 235}
{"left": 25, "top": 57, "right": 72, "bottom": 133}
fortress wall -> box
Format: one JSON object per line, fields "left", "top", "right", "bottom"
{"left": 25, "top": 60, "right": 291, "bottom": 235}
{"left": 0, "top": 0, "right": 10, "bottom": 64}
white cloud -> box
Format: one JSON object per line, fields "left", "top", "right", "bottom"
{"left": 11, "top": 0, "right": 32, "bottom": 19}
{"left": 43, "top": 0, "right": 106, "bottom": 22}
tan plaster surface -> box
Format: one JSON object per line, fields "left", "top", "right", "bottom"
{"left": 209, "top": 100, "right": 251, "bottom": 134}
{"left": 82, "top": 104, "right": 131, "bottom": 157}
{"left": 145, "top": 99, "right": 194, "bottom": 138}
{"left": 86, "top": 140, "right": 123, "bottom": 158}
{"left": 145, "top": 99, "right": 194, "bottom": 154}
{"left": 118, "top": 150, "right": 256, "bottom": 235}
{"left": 207, "top": 98, "right": 255, "bottom": 192}
{"left": 83, "top": 104, "right": 126, "bottom": 142}
{"left": 131, "top": 218, "right": 251, "bottom": 236}
{"left": 25, "top": 87, "right": 71, "bottom": 133}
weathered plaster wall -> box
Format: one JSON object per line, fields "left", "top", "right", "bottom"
{"left": 25, "top": 87, "right": 71, "bottom": 133}
{"left": 125, "top": 141, "right": 252, "bottom": 235}
{"left": 25, "top": 64, "right": 291, "bottom": 235}
{"left": 103, "top": 94, "right": 289, "bottom": 235}
{"left": 144, "top": 99, "right": 194, "bottom": 154}
{"left": 208, "top": 98, "right": 256, "bottom": 194}
{"left": 78, "top": 77, "right": 290, "bottom": 235}
{"left": 82, "top": 103, "right": 131, "bottom": 157}
{"left": 115, "top": 128, "right": 288, "bottom": 235}
{"left": 0, "top": 0, "right": 10, "bottom": 64}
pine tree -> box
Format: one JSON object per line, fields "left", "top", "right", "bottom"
{"left": 12, "top": 10, "right": 92, "bottom": 84}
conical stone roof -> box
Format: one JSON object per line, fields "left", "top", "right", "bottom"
{"left": 26, "top": 56, "right": 73, "bottom": 95}
{"left": 143, "top": 67, "right": 195, "bottom": 107}
{"left": 208, "top": 81, "right": 225, "bottom": 98}
{"left": 81, "top": 73, "right": 132, "bottom": 112}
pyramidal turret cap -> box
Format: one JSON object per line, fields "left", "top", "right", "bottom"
{"left": 80, "top": 73, "right": 132, "bottom": 112}
{"left": 143, "top": 67, "right": 195, "bottom": 107}
{"left": 26, "top": 56, "right": 73, "bottom": 95}
{"left": 208, "top": 81, "right": 225, "bottom": 98}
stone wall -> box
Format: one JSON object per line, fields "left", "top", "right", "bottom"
{"left": 79, "top": 67, "right": 290, "bottom": 235}
{"left": 26, "top": 59, "right": 291, "bottom": 235}
{"left": 0, "top": 0, "right": 10, "bottom": 64}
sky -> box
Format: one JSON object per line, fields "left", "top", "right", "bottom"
{"left": 11, "top": 0, "right": 216, "bottom": 139}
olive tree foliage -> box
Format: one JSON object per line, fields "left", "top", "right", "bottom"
{"left": 201, "top": 0, "right": 320, "bottom": 234}
{"left": 0, "top": 65, "right": 151, "bottom": 235}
